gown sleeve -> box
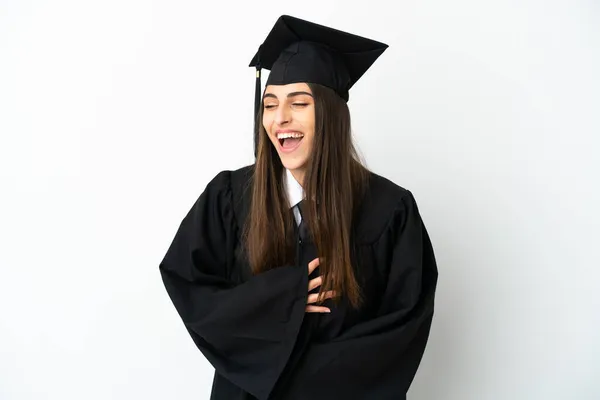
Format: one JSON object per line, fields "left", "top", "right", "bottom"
{"left": 280, "top": 190, "right": 438, "bottom": 400}
{"left": 158, "top": 170, "right": 308, "bottom": 400}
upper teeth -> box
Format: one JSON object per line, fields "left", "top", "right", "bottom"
{"left": 277, "top": 132, "right": 304, "bottom": 139}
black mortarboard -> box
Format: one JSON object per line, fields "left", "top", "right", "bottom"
{"left": 249, "top": 15, "right": 389, "bottom": 157}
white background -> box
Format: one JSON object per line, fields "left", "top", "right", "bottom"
{"left": 1, "top": 1, "right": 599, "bottom": 399}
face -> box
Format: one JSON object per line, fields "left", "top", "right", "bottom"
{"left": 262, "top": 82, "right": 315, "bottom": 183}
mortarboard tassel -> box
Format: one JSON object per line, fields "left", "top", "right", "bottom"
{"left": 253, "top": 62, "right": 262, "bottom": 158}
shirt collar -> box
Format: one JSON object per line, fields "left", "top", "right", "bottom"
{"left": 285, "top": 168, "right": 304, "bottom": 209}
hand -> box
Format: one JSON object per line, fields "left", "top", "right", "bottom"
{"left": 305, "top": 257, "right": 337, "bottom": 313}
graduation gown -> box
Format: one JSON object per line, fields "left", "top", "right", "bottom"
{"left": 159, "top": 165, "right": 438, "bottom": 400}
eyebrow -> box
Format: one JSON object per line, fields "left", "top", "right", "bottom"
{"left": 263, "top": 91, "right": 314, "bottom": 100}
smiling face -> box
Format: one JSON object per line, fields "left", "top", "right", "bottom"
{"left": 262, "top": 82, "right": 315, "bottom": 184}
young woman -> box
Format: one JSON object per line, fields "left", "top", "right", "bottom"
{"left": 160, "top": 15, "right": 438, "bottom": 400}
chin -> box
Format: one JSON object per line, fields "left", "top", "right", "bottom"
{"left": 279, "top": 155, "right": 308, "bottom": 171}
{"left": 281, "top": 157, "right": 306, "bottom": 171}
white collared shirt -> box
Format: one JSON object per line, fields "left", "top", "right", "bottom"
{"left": 284, "top": 168, "right": 304, "bottom": 226}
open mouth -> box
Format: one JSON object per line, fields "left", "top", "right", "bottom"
{"left": 279, "top": 137, "right": 303, "bottom": 146}
{"left": 277, "top": 133, "right": 304, "bottom": 151}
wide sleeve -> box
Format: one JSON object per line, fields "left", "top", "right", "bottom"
{"left": 280, "top": 190, "right": 438, "bottom": 400}
{"left": 158, "top": 170, "right": 308, "bottom": 400}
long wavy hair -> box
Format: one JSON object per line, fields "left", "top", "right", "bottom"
{"left": 242, "top": 83, "right": 370, "bottom": 310}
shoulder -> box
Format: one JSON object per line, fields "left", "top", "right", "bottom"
{"left": 203, "top": 164, "right": 254, "bottom": 194}
{"left": 201, "top": 164, "right": 254, "bottom": 227}
{"left": 354, "top": 171, "right": 418, "bottom": 243}
{"left": 364, "top": 171, "right": 413, "bottom": 210}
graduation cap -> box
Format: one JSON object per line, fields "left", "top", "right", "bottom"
{"left": 249, "top": 15, "right": 389, "bottom": 157}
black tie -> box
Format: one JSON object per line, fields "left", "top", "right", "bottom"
{"left": 297, "top": 200, "right": 310, "bottom": 243}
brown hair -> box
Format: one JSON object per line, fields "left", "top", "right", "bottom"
{"left": 243, "top": 83, "right": 369, "bottom": 310}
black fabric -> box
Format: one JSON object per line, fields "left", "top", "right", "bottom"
{"left": 159, "top": 164, "right": 438, "bottom": 400}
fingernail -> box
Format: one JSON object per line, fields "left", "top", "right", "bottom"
{"left": 326, "top": 309, "right": 331, "bottom": 313}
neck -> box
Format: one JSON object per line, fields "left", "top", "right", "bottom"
{"left": 289, "top": 168, "right": 305, "bottom": 188}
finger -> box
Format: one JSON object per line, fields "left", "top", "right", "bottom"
{"left": 307, "top": 257, "right": 320, "bottom": 275}
{"left": 305, "top": 305, "right": 331, "bottom": 313}
{"left": 307, "top": 291, "right": 336, "bottom": 304}
{"left": 308, "top": 276, "right": 323, "bottom": 292}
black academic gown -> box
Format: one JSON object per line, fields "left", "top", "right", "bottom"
{"left": 159, "top": 165, "right": 438, "bottom": 400}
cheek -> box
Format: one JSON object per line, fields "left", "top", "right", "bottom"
{"left": 301, "top": 115, "right": 315, "bottom": 148}
{"left": 262, "top": 114, "right": 272, "bottom": 131}
{"left": 299, "top": 111, "right": 315, "bottom": 131}
{"left": 305, "top": 133, "right": 315, "bottom": 148}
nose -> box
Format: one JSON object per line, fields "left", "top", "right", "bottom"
{"left": 274, "top": 105, "right": 291, "bottom": 126}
